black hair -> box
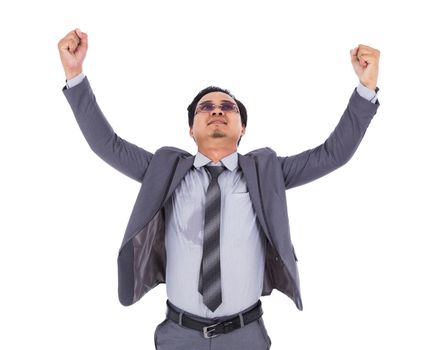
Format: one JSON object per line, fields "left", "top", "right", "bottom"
{"left": 187, "top": 86, "right": 248, "bottom": 128}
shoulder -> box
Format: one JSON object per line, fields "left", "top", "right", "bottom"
{"left": 240, "top": 147, "right": 281, "bottom": 170}
{"left": 143, "top": 147, "right": 193, "bottom": 174}
{"left": 154, "top": 146, "right": 192, "bottom": 158}
{"left": 147, "top": 146, "right": 193, "bottom": 167}
{"left": 242, "top": 147, "right": 277, "bottom": 159}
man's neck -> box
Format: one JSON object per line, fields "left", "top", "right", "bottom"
{"left": 197, "top": 145, "right": 237, "bottom": 163}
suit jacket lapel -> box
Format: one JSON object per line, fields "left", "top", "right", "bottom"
{"left": 238, "top": 154, "right": 274, "bottom": 246}
{"left": 164, "top": 155, "right": 195, "bottom": 202}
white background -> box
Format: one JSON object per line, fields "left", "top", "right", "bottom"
{"left": 1, "top": 0, "right": 441, "bottom": 349}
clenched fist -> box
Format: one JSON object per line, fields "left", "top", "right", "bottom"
{"left": 58, "top": 28, "right": 88, "bottom": 80}
{"left": 350, "top": 44, "right": 380, "bottom": 91}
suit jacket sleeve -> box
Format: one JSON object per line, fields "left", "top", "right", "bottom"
{"left": 278, "top": 87, "right": 380, "bottom": 189}
{"left": 63, "top": 76, "right": 153, "bottom": 183}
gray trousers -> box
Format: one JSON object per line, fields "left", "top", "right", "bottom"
{"left": 154, "top": 300, "right": 272, "bottom": 350}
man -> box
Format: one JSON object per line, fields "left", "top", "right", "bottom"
{"left": 58, "top": 28, "right": 380, "bottom": 349}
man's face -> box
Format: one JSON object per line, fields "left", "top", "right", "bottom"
{"left": 189, "top": 91, "right": 246, "bottom": 147}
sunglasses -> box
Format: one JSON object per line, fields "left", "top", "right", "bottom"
{"left": 195, "top": 101, "right": 239, "bottom": 115}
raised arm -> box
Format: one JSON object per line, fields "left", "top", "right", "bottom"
{"left": 58, "top": 28, "right": 152, "bottom": 183}
{"left": 279, "top": 44, "right": 381, "bottom": 189}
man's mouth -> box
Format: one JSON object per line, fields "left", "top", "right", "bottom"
{"left": 208, "top": 119, "right": 227, "bottom": 125}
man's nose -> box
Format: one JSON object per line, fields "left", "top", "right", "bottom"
{"left": 211, "top": 108, "right": 224, "bottom": 116}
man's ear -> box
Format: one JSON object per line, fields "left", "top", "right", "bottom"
{"left": 189, "top": 127, "right": 194, "bottom": 139}
{"left": 241, "top": 126, "right": 246, "bottom": 136}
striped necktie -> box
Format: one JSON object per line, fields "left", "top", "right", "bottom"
{"left": 198, "top": 165, "right": 225, "bottom": 312}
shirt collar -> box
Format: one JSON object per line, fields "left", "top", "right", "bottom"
{"left": 193, "top": 151, "right": 238, "bottom": 171}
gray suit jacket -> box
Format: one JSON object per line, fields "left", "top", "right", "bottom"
{"left": 63, "top": 77, "right": 380, "bottom": 311}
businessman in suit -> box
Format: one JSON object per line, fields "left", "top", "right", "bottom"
{"left": 58, "top": 28, "right": 380, "bottom": 349}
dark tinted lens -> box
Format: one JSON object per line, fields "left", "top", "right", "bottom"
{"left": 198, "top": 103, "right": 214, "bottom": 112}
{"left": 220, "top": 102, "right": 237, "bottom": 111}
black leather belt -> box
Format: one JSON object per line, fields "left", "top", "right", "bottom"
{"left": 166, "top": 300, "right": 263, "bottom": 339}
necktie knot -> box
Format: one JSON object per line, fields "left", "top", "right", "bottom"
{"left": 204, "top": 165, "right": 225, "bottom": 180}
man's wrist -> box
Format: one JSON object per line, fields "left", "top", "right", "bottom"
{"left": 360, "top": 81, "right": 377, "bottom": 92}
{"left": 65, "top": 68, "right": 83, "bottom": 81}
{"left": 66, "top": 72, "right": 85, "bottom": 89}
{"left": 356, "top": 83, "right": 378, "bottom": 103}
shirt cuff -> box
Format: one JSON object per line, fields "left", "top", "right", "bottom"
{"left": 65, "top": 72, "right": 85, "bottom": 89}
{"left": 356, "top": 83, "right": 379, "bottom": 104}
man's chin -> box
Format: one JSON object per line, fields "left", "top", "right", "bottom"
{"left": 210, "top": 131, "right": 227, "bottom": 139}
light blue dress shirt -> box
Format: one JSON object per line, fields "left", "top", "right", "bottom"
{"left": 64, "top": 73, "right": 379, "bottom": 317}
{"left": 164, "top": 151, "right": 266, "bottom": 317}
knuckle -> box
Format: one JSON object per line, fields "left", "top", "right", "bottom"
{"left": 69, "top": 33, "right": 78, "bottom": 41}
{"left": 58, "top": 39, "right": 68, "bottom": 49}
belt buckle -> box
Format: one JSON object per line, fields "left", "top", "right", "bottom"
{"left": 203, "top": 322, "right": 220, "bottom": 339}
